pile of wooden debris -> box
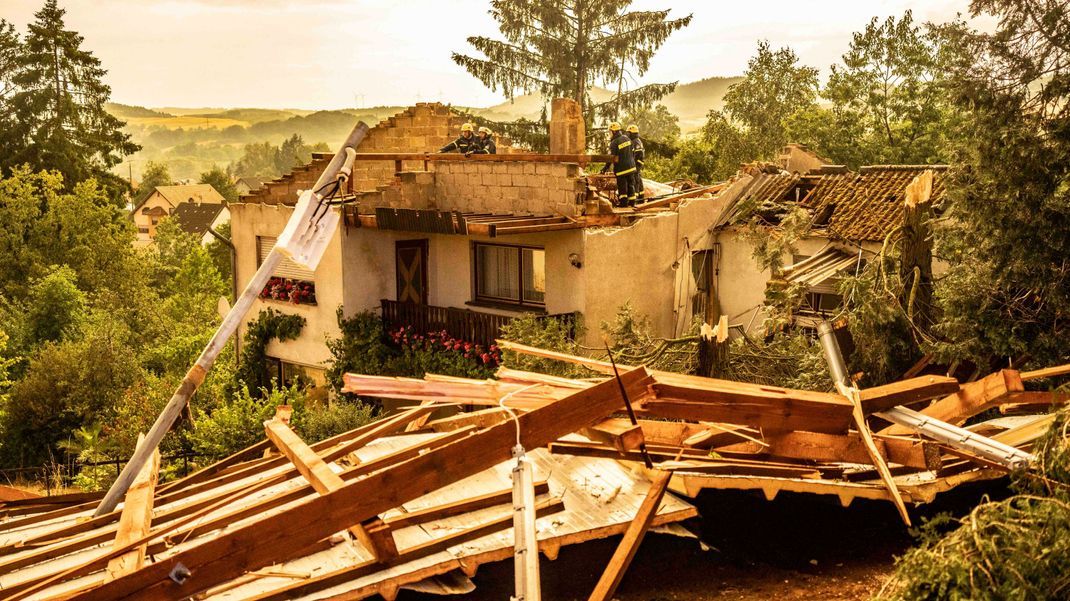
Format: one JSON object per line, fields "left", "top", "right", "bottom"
{"left": 0, "top": 340, "right": 1063, "bottom": 601}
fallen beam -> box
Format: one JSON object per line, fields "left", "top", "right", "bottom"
{"left": 587, "top": 470, "right": 672, "bottom": 601}
{"left": 880, "top": 369, "right": 1023, "bottom": 436}
{"left": 104, "top": 435, "right": 159, "bottom": 582}
{"left": 70, "top": 367, "right": 655, "bottom": 601}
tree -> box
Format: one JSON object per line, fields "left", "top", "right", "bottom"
{"left": 702, "top": 42, "right": 819, "bottom": 179}
{"left": 198, "top": 165, "right": 238, "bottom": 203}
{"left": 622, "top": 103, "right": 680, "bottom": 144}
{"left": 0, "top": 21, "right": 19, "bottom": 163}
{"left": 231, "top": 141, "right": 278, "bottom": 180}
{"left": 452, "top": 0, "right": 691, "bottom": 122}
{"left": 930, "top": 0, "right": 1070, "bottom": 367}
{"left": 133, "top": 161, "right": 172, "bottom": 205}
{"left": 3, "top": 1, "right": 138, "bottom": 200}
{"left": 275, "top": 134, "right": 326, "bottom": 174}
{"left": 788, "top": 12, "right": 957, "bottom": 167}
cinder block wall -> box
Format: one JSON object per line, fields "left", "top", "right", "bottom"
{"left": 430, "top": 160, "right": 587, "bottom": 217}
{"left": 241, "top": 103, "right": 467, "bottom": 206}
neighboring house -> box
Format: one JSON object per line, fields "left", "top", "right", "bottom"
{"left": 234, "top": 177, "right": 263, "bottom": 197}
{"left": 230, "top": 102, "right": 718, "bottom": 387}
{"left": 709, "top": 161, "right": 947, "bottom": 335}
{"left": 171, "top": 200, "right": 231, "bottom": 246}
{"left": 132, "top": 184, "right": 226, "bottom": 244}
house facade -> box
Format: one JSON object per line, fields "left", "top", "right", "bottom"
{"left": 229, "top": 102, "right": 723, "bottom": 385}
{"left": 132, "top": 184, "right": 226, "bottom": 245}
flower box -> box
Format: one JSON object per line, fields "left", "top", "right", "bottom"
{"left": 259, "top": 277, "right": 317, "bottom": 305}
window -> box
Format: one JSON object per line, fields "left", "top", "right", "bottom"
{"left": 137, "top": 227, "right": 149, "bottom": 234}
{"left": 257, "top": 236, "right": 316, "bottom": 281}
{"left": 803, "top": 292, "right": 843, "bottom": 315}
{"left": 473, "top": 243, "right": 545, "bottom": 307}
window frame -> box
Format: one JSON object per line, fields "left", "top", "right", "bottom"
{"left": 470, "top": 241, "right": 546, "bottom": 309}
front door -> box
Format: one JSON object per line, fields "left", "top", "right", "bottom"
{"left": 396, "top": 239, "right": 429, "bottom": 304}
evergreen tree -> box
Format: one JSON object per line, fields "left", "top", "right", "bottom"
{"left": 452, "top": 0, "right": 691, "bottom": 123}
{"left": 0, "top": 20, "right": 19, "bottom": 162}
{"left": 4, "top": 1, "right": 138, "bottom": 200}
{"left": 932, "top": 0, "right": 1070, "bottom": 367}
{"left": 701, "top": 42, "right": 819, "bottom": 179}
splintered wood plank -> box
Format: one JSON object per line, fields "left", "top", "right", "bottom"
{"left": 857, "top": 375, "right": 961, "bottom": 414}
{"left": 845, "top": 388, "right": 911, "bottom": 526}
{"left": 880, "top": 370, "right": 1023, "bottom": 436}
{"left": 104, "top": 434, "right": 159, "bottom": 582}
{"left": 717, "top": 430, "right": 936, "bottom": 470}
{"left": 582, "top": 421, "right": 645, "bottom": 453}
{"left": 264, "top": 419, "right": 396, "bottom": 562}
{"left": 587, "top": 469, "right": 672, "bottom": 601}
{"left": 73, "top": 367, "right": 655, "bottom": 601}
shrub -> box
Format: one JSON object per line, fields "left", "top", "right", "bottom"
{"left": 499, "top": 312, "right": 587, "bottom": 377}
{"left": 189, "top": 383, "right": 307, "bottom": 460}
{"left": 878, "top": 408, "right": 1070, "bottom": 600}
{"left": 236, "top": 308, "right": 305, "bottom": 396}
{"left": 325, "top": 309, "right": 394, "bottom": 396}
{"left": 296, "top": 400, "right": 377, "bottom": 444}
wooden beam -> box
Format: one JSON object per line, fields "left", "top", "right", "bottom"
{"left": 492, "top": 222, "right": 585, "bottom": 236}
{"left": 582, "top": 420, "right": 645, "bottom": 453}
{"left": 383, "top": 482, "right": 549, "bottom": 529}
{"left": 1021, "top": 362, "right": 1070, "bottom": 381}
{"left": 73, "top": 367, "right": 654, "bottom": 601}
{"left": 857, "top": 375, "right": 961, "bottom": 414}
{"left": 717, "top": 430, "right": 937, "bottom": 470}
{"left": 633, "top": 183, "right": 725, "bottom": 211}
{"left": 104, "top": 435, "right": 159, "bottom": 582}
{"left": 587, "top": 470, "right": 672, "bottom": 601}
{"left": 845, "top": 387, "right": 911, "bottom": 526}
{"left": 264, "top": 419, "right": 397, "bottom": 562}
{"left": 880, "top": 369, "right": 1023, "bottom": 436}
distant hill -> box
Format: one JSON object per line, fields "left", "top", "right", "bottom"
{"left": 478, "top": 76, "right": 742, "bottom": 131}
{"left": 105, "top": 74, "right": 742, "bottom": 180}
{"left": 104, "top": 102, "right": 173, "bottom": 119}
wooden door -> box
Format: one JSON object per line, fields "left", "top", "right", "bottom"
{"left": 396, "top": 239, "right": 429, "bottom": 304}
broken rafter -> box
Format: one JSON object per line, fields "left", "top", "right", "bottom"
{"left": 73, "top": 367, "right": 656, "bottom": 601}
{"left": 104, "top": 435, "right": 159, "bottom": 582}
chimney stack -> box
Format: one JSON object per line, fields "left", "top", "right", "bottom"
{"left": 549, "top": 98, "right": 585, "bottom": 155}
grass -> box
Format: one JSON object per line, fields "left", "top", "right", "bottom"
{"left": 123, "top": 115, "right": 249, "bottom": 130}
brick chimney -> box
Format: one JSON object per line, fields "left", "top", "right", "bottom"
{"left": 549, "top": 98, "right": 585, "bottom": 154}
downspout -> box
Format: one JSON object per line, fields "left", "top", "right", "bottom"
{"left": 207, "top": 226, "right": 240, "bottom": 369}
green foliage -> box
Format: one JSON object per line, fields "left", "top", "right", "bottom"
{"left": 230, "top": 135, "right": 329, "bottom": 181}
{"left": 133, "top": 161, "right": 172, "bottom": 205}
{"left": 0, "top": 310, "right": 142, "bottom": 467}
{"left": 237, "top": 309, "right": 306, "bottom": 396}
{"left": 701, "top": 41, "right": 819, "bottom": 180}
{"left": 297, "top": 400, "right": 377, "bottom": 445}
{"left": 878, "top": 408, "right": 1070, "bottom": 600}
{"left": 325, "top": 309, "right": 499, "bottom": 399}
{"left": 21, "top": 265, "right": 86, "bottom": 347}
{"left": 325, "top": 309, "right": 394, "bottom": 396}
{"left": 622, "top": 104, "right": 681, "bottom": 144}
{"left": 722, "top": 333, "right": 833, "bottom": 391}
{"left": 189, "top": 383, "right": 305, "bottom": 460}
{"left": 927, "top": 0, "right": 1070, "bottom": 368}
{"left": 789, "top": 12, "right": 958, "bottom": 167}
{"left": 197, "top": 165, "right": 238, "bottom": 203}
{"left": 499, "top": 312, "right": 588, "bottom": 377}
{"left": 1, "top": 1, "right": 138, "bottom": 200}
{"left": 205, "top": 220, "right": 233, "bottom": 295}
{"left": 452, "top": 0, "right": 691, "bottom": 136}
{"left": 642, "top": 136, "right": 718, "bottom": 184}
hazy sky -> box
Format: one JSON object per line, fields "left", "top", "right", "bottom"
{"left": 0, "top": 0, "right": 990, "bottom": 110}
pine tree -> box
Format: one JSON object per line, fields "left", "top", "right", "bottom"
{"left": 4, "top": 1, "right": 138, "bottom": 200}
{"left": 452, "top": 0, "right": 691, "bottom": 124}
{"left": 0, "top": 20, "right": 21, "bottom": 164}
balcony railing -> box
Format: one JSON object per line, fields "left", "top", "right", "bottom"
{"left": 380, "top": 299, "right": 576, "bottom": 348}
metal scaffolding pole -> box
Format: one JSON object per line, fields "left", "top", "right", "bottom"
{"left": 93, "top": 123, "right": 369, "bottom": 517}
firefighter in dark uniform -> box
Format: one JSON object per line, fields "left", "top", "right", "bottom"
{"left": 469, "top": 126, "right": 497, "bottom": 155}
{"left": 439, "top": 123, "right": 477, "bottom": 153}
{"left": 627, "top": 124, "right": 645, "bottom": 203}
{"left": 601, "top": 122, "right": 637, "bottom": 206}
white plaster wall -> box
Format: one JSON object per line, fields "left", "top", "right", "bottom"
{"left": 230, "top": 203, "right": 344, "bottom": 369}
{"left": 580, "top": 196, "right": 725, "bottom": 345}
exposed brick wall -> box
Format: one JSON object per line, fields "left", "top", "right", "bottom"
{"left": 354, "top": 160, "right": 587, "bottom": 218}
{"left": 240, "top": 103, "right": 468, "bottom": 206}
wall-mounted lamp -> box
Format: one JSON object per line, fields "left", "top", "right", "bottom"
{"left": 568, "top": 253, "right": 583, "bottom": 268}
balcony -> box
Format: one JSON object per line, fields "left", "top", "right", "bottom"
{"left": 380, "top": 299, "right": 576, "bottom": 348}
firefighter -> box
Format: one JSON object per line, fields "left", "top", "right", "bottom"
{"left": 468, "top": 126, "right": 497, "bottom": 155}
{"left": 600, "top": 122, "right": 637, "bottom": 206}
{"left": 440, "top": 123, "right": 477, "bottom": 153}
{"left": 627, "top": 124, "right": 645, "bottom": 203}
